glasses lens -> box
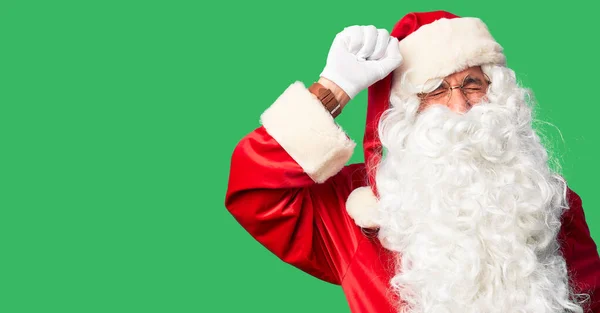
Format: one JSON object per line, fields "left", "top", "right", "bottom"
{"left": 423, "top": 81, "right": 450, "bottom": 101}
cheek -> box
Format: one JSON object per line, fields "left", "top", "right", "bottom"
{"left": 470, "top": 94, "right": 489, "bottom": 106}
{"left": 478, "top": 95, "right": 489, "bottom": 104}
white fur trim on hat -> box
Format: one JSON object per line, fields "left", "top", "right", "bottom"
{"left": 345, "top": 186, "right": 380, "bottom": 229}
{"left": 392, "top": 17, "right": 506, "bottom": 94}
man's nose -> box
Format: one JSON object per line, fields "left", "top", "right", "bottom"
{"left": 447, "top": 88, "right": 470, "bottom": 113}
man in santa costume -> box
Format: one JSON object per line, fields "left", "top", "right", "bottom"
{"left": 224, "top": 10, "right": 600, "bottom": 313}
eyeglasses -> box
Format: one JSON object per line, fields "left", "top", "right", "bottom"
{"left": 417, "top": 74, "right": 492, "bottom": 105}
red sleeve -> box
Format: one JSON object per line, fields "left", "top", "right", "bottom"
{"left": 560, "top": 188, "right": 600, "bottom": 312}
{"left": 225, "top": 126, "right": 367, "bottom": 285}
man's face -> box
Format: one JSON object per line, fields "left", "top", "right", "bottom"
{"left": 417, "top": 66, "right": 491, "bottom": 113}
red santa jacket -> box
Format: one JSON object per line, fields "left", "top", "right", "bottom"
{"left": 224, "top": 82, "right": 600, "bottom": 313}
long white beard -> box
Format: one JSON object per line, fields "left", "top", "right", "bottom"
{"left": 374, "top": 66, "right": 585, "bottom": 313}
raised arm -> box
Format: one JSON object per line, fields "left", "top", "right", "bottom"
{"left": 224, "top": 25, "right": 402, "bottom": 284}
{"left": 224, "top": 80, "right": 361, "bottom": 284}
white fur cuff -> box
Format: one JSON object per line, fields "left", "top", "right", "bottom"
{"left": 260, "top": 82, "right": 356, "bottom": 183}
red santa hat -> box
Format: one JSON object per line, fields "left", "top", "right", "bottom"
{"left": 345, "top": 11, "right": 507, "bottom": 229}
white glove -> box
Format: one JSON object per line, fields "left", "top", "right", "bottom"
{"left": 320, "top": 25, "right": 403, "bottom": 99}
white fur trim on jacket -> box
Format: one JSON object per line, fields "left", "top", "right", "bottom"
{"left": 260, "top": 81, "right": 356, "bottom": 183}
{"left": 393, "top": 17, "right": 506, "bottom": 94}
{"left": 346, "top": 186, "right": 380, "bottom": 229}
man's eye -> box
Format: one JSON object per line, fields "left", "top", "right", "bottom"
{"left": 463, "top": 87, "right": 483, "bottom": 93}
{"left": 428, "top": 90, "right": 446, "bottom": 97}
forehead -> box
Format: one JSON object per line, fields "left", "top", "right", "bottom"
{"left": 444, "top": 66, "right": 485, "bottom": 81}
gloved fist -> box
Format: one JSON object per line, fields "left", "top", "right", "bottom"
{"left": 320, "top": 25, "right": 403, "bottom": 99}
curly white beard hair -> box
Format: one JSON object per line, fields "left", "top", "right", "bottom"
{"left": 374, "top": 64, "right": 587, "bottom": 313}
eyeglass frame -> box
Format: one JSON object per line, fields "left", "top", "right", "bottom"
{"left": 417, "top": 73, "right": 492, "bottom": 106}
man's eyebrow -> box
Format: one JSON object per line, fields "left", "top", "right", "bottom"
{"left": 463, "top": 76, "right": 484, "bottom": 85}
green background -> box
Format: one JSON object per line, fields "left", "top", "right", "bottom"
{"left": 2, "top": 1, "right": 598, "bottom": 312}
